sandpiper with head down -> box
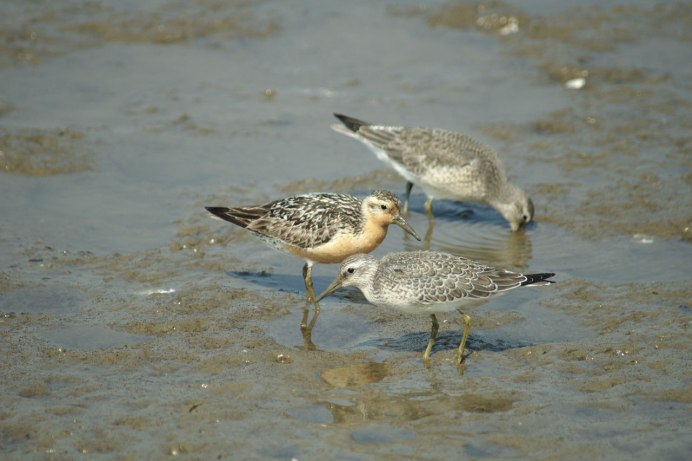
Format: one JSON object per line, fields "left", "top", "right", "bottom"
{"left": 317, "top": 250, "right": 554, "bottom": 364}
{"left": 205, "top": 190, "right": 421, "bottom": 306}
{"left": 332, "top": 114, "right": 534, "bottom": 231}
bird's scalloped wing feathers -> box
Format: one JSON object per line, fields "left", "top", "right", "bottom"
{"left": 246, "top": 194, "right": 359, "bottom": 249}
{"left": 207, "top": 201, "right": 277, "bottom": 228}
{"left": 353, "top": 125, "right": 406, "bottom": 160}
{"left": 401, "top": 129, "right": 499, "bottom": 173}
{"left": 379, "top": 252, "right": 525, "bottom": 304}
{"left": 356, "top": 126, "right": 500, "bottom": 186}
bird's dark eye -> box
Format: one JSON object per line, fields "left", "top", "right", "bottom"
{"left": 380, "top": 204, "right": 387, "bottom": 210}
{"left": 347, "top": 267, "right": 355, "bottom": 274}
{"left": 523, "top": 214, "right": 529, "bottom": 222}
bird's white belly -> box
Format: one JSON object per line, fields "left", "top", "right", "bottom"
{"left": 373, "top": 294, "right": 489, "bottom": 314}
{"left": 371, "top": 149, "right": 419, "bottom": 184}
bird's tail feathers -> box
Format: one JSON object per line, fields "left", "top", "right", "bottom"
{"left": 333, "top": 113, "right": 369, "bottom": 133}
{"left": 521, "top": 273, "right": 555, "bottom": 286}
{"left": 205, "top": 206, "right": 265, "bottom": 228}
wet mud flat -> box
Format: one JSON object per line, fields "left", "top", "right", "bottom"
{"left": 1, "top": 216, "right": 690, "bottom": 459}
{"left": 1, "top": 0, "right": 691, "bottom": 460}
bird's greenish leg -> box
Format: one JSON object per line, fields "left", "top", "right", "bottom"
{"left": 302, "top": 262, "right": 317, "bottom": 304}
{"left": 423, "top": 314, "right": 439, "bottom": 361}
{"left": 300, "top": 262, "right": 320, "bottom": 350}
{"left": 402, "top": 181, "right": 414, "bottom": 216}
{"left": 424, "top": 197, "right": 434, "bottom": 220}
{"left": 455, "top": 313, "right": 472, "bottom": 364}
{"left": 423, "top": 219, "right": 435, "bottom": 251}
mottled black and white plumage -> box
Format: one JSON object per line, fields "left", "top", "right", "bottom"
{"left": 206, "top": 191, "right": 419, "bottom": 262}
{"left": 205, "top": 191, "right": 421, "bottom": 308}
{"left": 319, "top": 251, "right": 554, "bottom": 312}
{"left": 317, "top": 250, "right": 554, "bottom": 363}
{"left": 208, "top": 193, "right": 361, "bottom": 249}
{"left": 332, "top": 113, "right": 534, "bottom": 231}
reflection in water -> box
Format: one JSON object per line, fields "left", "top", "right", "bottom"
{"left": 398, "top": 197, "right": 534, "bottom": 269}
{"left": 437, "top": 225, "right": 533, "bottom": 271}
{"left": 299, "top": 300, "right": 320, "bottom": 351}
{"left": 404, "top": 215, "right": 534, "bottom": 270}
{"left": 321, "top": 362, "right": 390, "bottom": 387}
{"left": 364, "top": 328, "right": 534, "bottom": 356}
{"left": 323, "top": 387, "right": 517, "bottom": 426}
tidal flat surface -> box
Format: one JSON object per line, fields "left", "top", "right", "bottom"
{"left": 1, "top": 1, "right": 690, "bottom": 459}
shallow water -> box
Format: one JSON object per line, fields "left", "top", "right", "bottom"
{"left": 1, "top": 0, "right": 691, "bottom": 459}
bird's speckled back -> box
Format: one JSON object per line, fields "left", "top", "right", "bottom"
{"left": 370, "top": 251, "right": 527, "bottom": 305}
{"left": 247, "top": 193, "right": 363, "bottom": 249}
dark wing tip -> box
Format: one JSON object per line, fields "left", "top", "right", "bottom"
{"left": 205, "top": 205, "right": 262, "bottom": 229}
{"left": 333, "top": 113, "right": 369, "bottom": 132}
{"left": 521, "top": 273, "right": 556, "bottom": 286}
{"left": 205, "top": 206, "right": 243, "bottom": 226}
{"left": 205, "top": 206, "right": 230, "bottom": 218}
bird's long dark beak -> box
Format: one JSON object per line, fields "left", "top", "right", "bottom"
{"left": 394, "top": 215, "right": 421, "bottom": 241}
{"left": 316, "top": 275, "right": 345, "bottom": 303}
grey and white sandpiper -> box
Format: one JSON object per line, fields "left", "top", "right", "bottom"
{"left": 332, "top": 113, "right": 534, "bottom": 231}
{"left": 205, "top": 191, "right": 421, "bottom": 307}
{"left": 317, "top": 250, "right": 554, "bottom": 363}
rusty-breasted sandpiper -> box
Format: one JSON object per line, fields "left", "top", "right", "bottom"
{"left": 206, "top": 190, "right": 421, "bottom": 306}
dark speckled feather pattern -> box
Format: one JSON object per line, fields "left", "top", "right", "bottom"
{"left": 373, "top": 251, "right": 530, "bottom": 304}
{"left": 358, "top": 126, "right": 504, "bottom": 194}
{"left": 206, "top": 190, "right": 404, "bottom": 250}
{"left": 248, "top": 193, "right": 363, "bottom": 248}
{"left": 319, "top": 250, "right": 554, "bottom": 362}
{"left": 333, "top": 114, "right": 535, "bottom": 231}
{"left": 334, "top": 114, "right": 505, "bottom": 197}
{"left": 331, "top": 251, "right": 554, "bottom": 313}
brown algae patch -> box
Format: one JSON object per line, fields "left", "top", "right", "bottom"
{"left": 0, "top": 4, "right": 89, "bottom": 68}
{"left": 425, "top": 1, "right": 528, "bottom": 36}
{"left": 483, "top": 107, "right": 691, "bottom": 241}
{"left": 17, "top": 381, "right": 51, "bottom": 398}
{"left": 0, "top": 99, "right": 16, "bottom": 117}
{"left": 412, "top": 2, "right": 692, "bottom": 242}
{"left": 279, "top": 168, "right": 401, "bottom": 197}
{"left": 0, "top": 128, "right": 92, "bottom": 175}
{"left": 113, "top": 416, "right": 152, "bottom": 430}
{"left": 556, "top": 280, "right": 692, "bottom": 335}
{"left": 457, "top": 394, "right": 515, "bottom": 413}
{"left": 0, "top": 0, "right": 280, "bottom": 69}
{"left": 423, "top": 2, "right": 691, "bottom": 55}
{"left": 646, "top": 387, "right": 692, "bottom": 404}
{"left": 67, "top": 7, "right": 279, "bottom": 44}
{"left": 321, "top": 362, "right": 391, "bottom": 387}
{"left": 326, "top": 388, "right": 521, "bottom": 425}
